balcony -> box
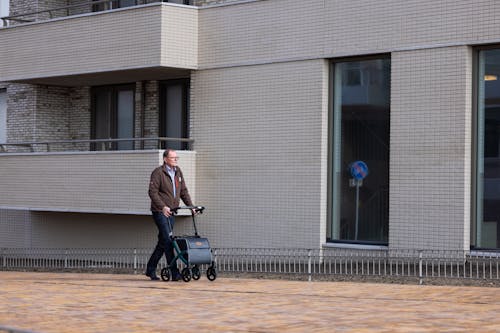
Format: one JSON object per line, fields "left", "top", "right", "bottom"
{"left": 0, "top": 139, "right": 197, "bottom": 215}
{"left": 0, "top": 1, "right": 198, "bottom": 86}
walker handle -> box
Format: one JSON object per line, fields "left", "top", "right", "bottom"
{"left": 171, "top": 206, "right": 204, "bottom": 215}
{"left": 171, "top": 206, "right": 205, "bottom": 237}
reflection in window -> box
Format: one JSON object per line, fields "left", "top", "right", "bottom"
{"left": 329, "top": 57, "right": 390, "bottom": 244}
{"left": 160, "top": 79, "right": 189, "bottom": 150}
{"left": 91, "top": 84, "right": 135, "bottom": 151}
{"left": 476, "top": 48, "right": 500, "bottom": 249}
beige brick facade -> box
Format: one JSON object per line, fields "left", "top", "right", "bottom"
{"left": 1, "top": 0, "right": 499, "bottom": 251}
{"left": 191, "top": 60, "right": 328, "bottom": 248}
{"left": 390, "top": 46, "right": 473, "bottom": 250}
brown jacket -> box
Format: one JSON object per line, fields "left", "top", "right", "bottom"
{"left": 148, "top": 165, "right": 193, "bottom": 212}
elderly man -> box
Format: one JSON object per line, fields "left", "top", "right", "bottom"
{"left": 145, "top": 149, "right": 193, "bottom": 281}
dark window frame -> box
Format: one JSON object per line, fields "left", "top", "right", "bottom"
{"left": 471, "top": 44, "right": 500, "bottom": 250}
{"left": 327, "top": 53, "right": 391, "bottom": 246}
{"left": 159, "top": 78, "right": 190, "bottom": 150}
{"left": 92, "top": 0, "right": 137, "bottom": 12}
{"left": 91, "top": 83, "right": 136, "bottom": 151}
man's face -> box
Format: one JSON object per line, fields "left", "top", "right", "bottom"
{"left": 164, "top": 151, "right": 179, "bottom": 168}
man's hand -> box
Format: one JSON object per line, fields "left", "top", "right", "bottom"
{"left": 162, "top": 206, "right": 171, "bottom": 217}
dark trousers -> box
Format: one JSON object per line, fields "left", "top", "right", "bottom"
{"left": 146, "top": 211, "right": 178, "bottom": 274}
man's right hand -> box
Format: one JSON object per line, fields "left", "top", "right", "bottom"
{"left": 162, "top": 206, "right": 171, "bottom": 217}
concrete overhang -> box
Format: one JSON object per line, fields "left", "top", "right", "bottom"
{"left": 8, "top": 66, "right": 192, "bottom": 87}
{"left": 0, "top": 3, "right": 198, "bottom": 85}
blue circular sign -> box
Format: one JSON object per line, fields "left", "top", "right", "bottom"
{"left": 350, "top": 161, "right": 369, "bottom": 180}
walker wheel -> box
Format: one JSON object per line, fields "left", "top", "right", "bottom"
{"left": 192, "top": 266, "right": 201, "bottom": 280}
{"left": 181, "top": 267, "right": 192, "bottom": 282}
{"left": 160, "top": 267, "right": 170, "bottom": 282}
{"left": 207, "top": 267, "right": 217, "bottom": 281}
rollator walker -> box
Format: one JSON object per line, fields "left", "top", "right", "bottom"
{"left": 160, "top": 206, "right": 217, "bottom": 282}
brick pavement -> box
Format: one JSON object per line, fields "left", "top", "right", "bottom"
{"left": 0, "top": 271, "right": 499, "bottom": 332}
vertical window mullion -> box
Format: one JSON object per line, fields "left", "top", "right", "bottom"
{"left": 331, "top": 68, "right": 343, "bottom": 240}
{"left": 476, "top": 51, "right": 486, "bottom": 246}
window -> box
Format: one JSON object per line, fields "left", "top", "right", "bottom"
{"left": 91, "top": 0, "right": 189, "bottom": 11}
{"left": 328, "top": 56, "right": 390, "bottom": 245}
{"left": 159, "top": 79, "right": 189, "bottom": 150}
{"left": 0, "top": 89, "right": 6, "bottom": 143}
{"left": 92, "top": 0, "right": 136, "bottom": 12}
{"left": 91, "top": 84, "right": 135, "bottom": 151}
{"left": 164, "top": 0, "right": 191, "bottom": 4}
{"left": 0, "top": 1, "right": 9, "bottom": 19}
{"left": 474, "top": 47, "right": 500, "bottom": 249}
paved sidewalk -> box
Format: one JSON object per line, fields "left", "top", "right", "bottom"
{"left": 0, "top": 271, "right": 499, "bottom": 333}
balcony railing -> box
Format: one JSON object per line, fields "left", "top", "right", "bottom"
{"left": 1, "top": 0, "right": 185, "bottom": 27}
{"left": 0, "top": 137, "right": 194, "bottom": 153}
{"left": 0, "top": 147, "right": 197, "bottom": 214}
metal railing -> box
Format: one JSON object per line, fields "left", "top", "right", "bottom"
{"left": 0, "top": 1, "right": 174, "bottom": 27}
{"left": 1, "top": 247, "right": 499, "bottom": 285}
{"left": 0, "top": 137, "right": 194, "bottom": 153}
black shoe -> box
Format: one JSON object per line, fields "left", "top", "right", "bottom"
{"left": 171, "top": 272, "right": 182, "bottom": 281}
{"left": 145, "top": 272, "right": 160, "bottom": 281}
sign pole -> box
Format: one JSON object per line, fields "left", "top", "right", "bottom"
{"left": 355, "top": 179, "right": 360, "bottom": 240}
{"left": 349, "top": 161, "right": 368, "bottom": 241}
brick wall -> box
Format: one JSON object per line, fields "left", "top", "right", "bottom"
{"left": 197, "top": 0, "right": 500, "bottom": 68}
{"left": 142, "top": 81, "right": 160, "bottom": 149}
{"left": 190, "top": 60, "right": 328, "bottom": 248}
{"left": 2, "top": 0, "right": 498, "bottom": 251}
{"left": 68, "top": 86, "right": 91, "bottom": 149}
{"left": 9, "top": 0, "right": 36, "bottom": 17}
{"left": 5, "top": 83, "right": 90, "bottom": 152}
{"left": 390, "top": 46, "right": 472, "bottom": 251}
{"left": 35, "top": 85, "right": 71, "bottom": 147}
{"left": 134, "top": 80, "right": 160, "bottom": 150}
{"left": 6, "top": 84, "right": 36, "bottom": 146}
{"left": 9, "top": 0, "right": 68, "bottom": 24}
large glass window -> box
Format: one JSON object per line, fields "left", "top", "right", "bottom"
{"left": 91, "top": 84, "right": 135, "bottom": 151}
{"left": 328, "top": 56, "right": 390, "bottom": 244}
{"left": 475, "top": 48, "right": 500, "bottom": 249}
{"left": 159, "top": 79, "right": 189, "bottom": 150}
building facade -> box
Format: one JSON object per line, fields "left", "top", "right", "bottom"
{"left": 0, "top": 0, "right": 499, "bottom": 253}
